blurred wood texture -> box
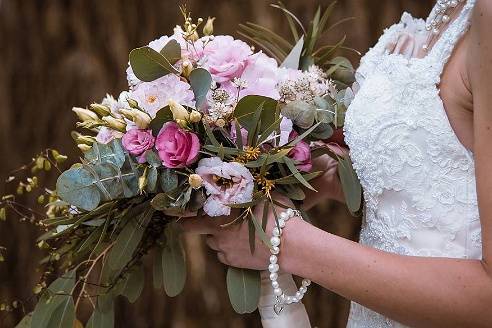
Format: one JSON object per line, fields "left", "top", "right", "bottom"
{"left": 0, "top": 1, "right": 433, "bottom": 327}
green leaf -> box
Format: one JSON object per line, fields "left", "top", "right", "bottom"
{"left": 56, "top": 167, "right": 101, "bottom": 211}
{"left": 159, "top": 39, "right": 181, "bottom": 64}
{"left": 160, "top": 169, "right": 178, "bottom": 193}
{"left": 283, "top": 157, "right": 317, "bottom": 192}
{"left": 150, "top": 106, "right": 173, "bottom": 136}
{"left": 233, "top": 119, "right": 244, "bottom": 149}
{"left": 310, "top": 123, "right": 334, "bottom": 140}
{"left": 153, "top": 248, "right": 164, "bottom": 289}
{"left": 274, "top": 171, "right": 323, "bottom": 185}
{"left": 248, "top": 217, "right": 255, "bottom": 254}
{"left": 281, "top": 100, "right": 316, "bottom": 129}
{"left": 150, "top": 193, "right": 171, "bottom": 211}
{"left": 129, "top": 46, "right": 179, "bottom": 82}
{"left": 119, "top": 265, "right": 145, "bottom": 303}
{"left": 107, "top": 208, "right": 154, "bottom": 271}
{"left": 84, "top": 140, "right": 126, "bottom": 169}
{"left": 250, "top": 211, "right": 271, "bottom": 248}
{"left": 31, "top": 271, "right": 76, "bottom": 328}
{"left": 86, "top": 304, "right": 114, "bottom": 328}
{"left": 15, "top": 314, "right": 32, "bottom": 328}
{"left": 161, "top": 222, "right": 187, "bottom": 297}
{"left": 338, "top": 155, "right": 362, "bottom": 214}
{"left": 145, "top": 150, "right": 162, "bottom": 168}
{"left": 189, "top": 68, "right": 212, "bottom": 108}
{"left": 244, "top": 149, "right": 291, "bottom": 168}
{"left": 234, "top": 95, "right": 279, "bottom": 136}
{"left": 281, "top": 35, "right": 304, "bottom": 69}
{"left": 147, "top": 166, "right": 158, "bottom": 193}
{"left": 226, "top": 267, "right": 260, "bottom": 314}
{"left": 278, "top": 184, "right": 305, "bottom": 201}
{"left": 46, "top": 297, "right": 75, "bottom": 328}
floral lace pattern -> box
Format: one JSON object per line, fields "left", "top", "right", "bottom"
{"left": 344, "top": 1, "right": 481, "bottom": 327}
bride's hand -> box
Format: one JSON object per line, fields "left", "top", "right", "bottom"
{"left": 181, "top": 195, "right": 299, "bottom": 270}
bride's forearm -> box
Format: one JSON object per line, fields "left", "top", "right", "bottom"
{"left": 281, "top": 219, "right": 492, "bottom": 327}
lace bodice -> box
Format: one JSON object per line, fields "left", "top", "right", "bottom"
{"left": 344, "top": 1, "right": 481, "bottom": 327}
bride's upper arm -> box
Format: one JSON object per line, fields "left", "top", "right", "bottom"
{"left": 470, "top": 0, "right": 492, "bottom": 264}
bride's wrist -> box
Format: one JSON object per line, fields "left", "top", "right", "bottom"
{"left": 277, "top": 215, "right": 308, "bottom": 276}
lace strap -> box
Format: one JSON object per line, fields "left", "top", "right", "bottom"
{"left": 429, "top": 0, "right": 476, "bottom": 76}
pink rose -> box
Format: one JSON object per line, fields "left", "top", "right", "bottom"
{"left": 155, "top": 122, "right": 200, "bottom": 168}
{"left": 288, "top": 131, "right": 312, "bottom": 172}
{"left": 196, "top": 157, "right": 254, "bottom": 217}
{"left": 122, "top": 129, "right": 155, "bottom": 163}
{"left": 203, "top": 36, "right": 252, "bottom": 83}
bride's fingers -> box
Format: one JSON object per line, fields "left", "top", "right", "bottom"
{"left": 205, "top": 235, "right": 220, "bottom": 251}
{"left": 217, "top": 252, "right": 229, "bottom": 265}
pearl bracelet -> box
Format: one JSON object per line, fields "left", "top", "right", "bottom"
{"left": 268, "top": 208, "right": 311, "bottom": 315}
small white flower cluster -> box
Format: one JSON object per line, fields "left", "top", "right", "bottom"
{"left": 278, "top": 65, "right": 336, "bottom": 104}
{"left": 203, "top": 88, "right": 234, "bottom": 126}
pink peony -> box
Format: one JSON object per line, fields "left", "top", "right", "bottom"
{"left": 122, "top": 129, "right": 155, "bottom": 163}
{"left": 203, "top": 36, "right": 253, "bottom": 83}
{"left": 196, "top": 157, "right": 254, "bottom": 217}
{"left": 155, "top": 122, "right": 200, "bottom": 168}
{"left": 288, "top": 131, "right": 312, "bottom": 172}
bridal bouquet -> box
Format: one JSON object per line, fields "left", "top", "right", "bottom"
{"left": 3, "top": 4, "right": 361, "bottom": 327}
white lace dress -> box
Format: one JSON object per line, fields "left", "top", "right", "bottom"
{"left": 344, "top": 1, "right": 481, "bottom": 327}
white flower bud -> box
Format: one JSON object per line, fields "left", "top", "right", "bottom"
{"left": 168, "top": 99, "right": 190, "bottom": 121}
{"left": 102, "top": 116, "right": 126, "bottom": 132}
{"left": 203, "top": 17, "right": 216, "bottom": 36}
{"left": 77, "top": 144, "right": 92, "bottom": 152}
{"left": 182, "top": 59, "right": 193, "bottom": 78}
{"left": 188, "top": 174, "right": 203, "bottom": 189}
{"left": 72, "top": 107, "right": 99, "bottom": 122}
{"left": 189, "top": 110, "right": 202, "bottom": 123}
{"left": 89, "top": 103, "right": 111, "bottom": 117}
{"left": 131, "top": 109, "right": 152, "bottom": 129}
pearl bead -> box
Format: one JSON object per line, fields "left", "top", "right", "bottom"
{"left": 271, "top": 246, "right": 280, "bottom": 255}
{"left": 442, "top": 14, "right": 450, "bottom": 23}
{"left": 268, "top": 263, "right": 279, "bottom": 273}
{"left": 272, "top": 281, "right": 279, "bottom": 289}
{"left": 432, "top": 28, "right": 440, "bottom": 35}
{"left": 280, "top": 212, "right": 289, "bottom": 221}
{"left": 286, "top": 208, "right": 294, "bottom": 217}
{"left": 302, "top": 279, "right": 311, "bottom": 287}
{"left": 272, "top": 227, "right": 281, "bottom": 237}
{"left": 270, "top": 236, "right": 280, "bottom": 247}
{"left": 270, "top": 272, "right": 278, "bottom": 281}
{"left": 278, "top": 219, "right": 286, "bottom": 228}
{"left": 295, "top": 291, "right": 302, "bottom": 299}
{"left": 270, "top": 255, "right": 278, "bottom": 264}
{"left": 300, "top": 286, "right": 307, "bottom": 294}
{"left": 274, "top": 288, "right": 282, "bottom": 296}
{"left": 450, "top": 0, "right": 458, "bottom": 7}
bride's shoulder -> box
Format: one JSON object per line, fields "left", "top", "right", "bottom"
{"left": 472, "top": 0, "right": 492, "bottom": 25}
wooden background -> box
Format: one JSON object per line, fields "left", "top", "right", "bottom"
{"left": 0, "top": 1, "right": 433, "bottom": 327}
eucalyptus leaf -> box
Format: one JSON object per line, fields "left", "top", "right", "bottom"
{"left": 234, "top": 95, "right": 279, "bottom": 135}
{"left": 281, "top": 36, "right": 304, "bottom": 69}
{"left": 145, "top": 150, "right": 162, "bottom": 168}
{"left": 226, "top": 267, "right": 261, "bottom": 314}
{"left": 46, "top": 297, "right": 75, "bottom": 328}
{"left": 338, "top": 156, "right": 362, "bottom": 214}
{"left": 31, "top": 270, "right": 76, "bottom": 328}
{"left": 15, "top": 314, "right": 32, "bottom": 328}
{"left": 159, "top": 39, "right": 181, "bottom": 64}
{"left": 160, "top": 169, "right": 178, "bottom": 193}
{"left": 283, "top": 157, "right": 317, "bottom": 191}
{"left": 153, "top": 248, "right": 164, "bottom": 289}
{"left": 147, "top": 166, "right": 158, "bottom": 193}
{"left": 107, "top": 208, "right": 154, "bottom": 271}
{"left": 56, "top": 167, "right": 101, "bottom": 211}
{"left": 86, "top": 303, "right": 114, "bottom": 328}
{"left": 310, "top": 123, "right": 334, "bottom": 140}
{"left": 281, "top": 100, "right": 316, "bottom": 129}
{"left": 119, "top": 265, "right": 145, "bottom": 303}
{"left": 189, "top": 68, "right": 212, "bottom": 108}
{"left": 129, "top": 46, "right": 179, "bottom": 82}
{"left": 150, "top": 106, "right": 173, "bottom": 136}
{"left": 161, "top": 222, "right": 186, "bottom": 297}
{"left": 84, "top": 140, "right": 126, "bottom": 169}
